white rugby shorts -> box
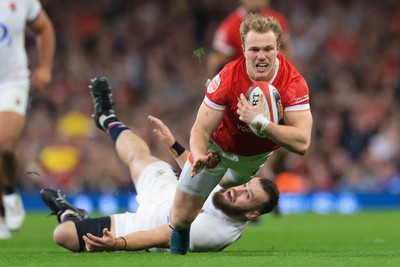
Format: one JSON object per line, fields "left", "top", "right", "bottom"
{"left": 0, "top": 81, "right": 30, "bottom": 115}
{"left": 177, "top": 140, "right": 273, "bottom": 196}
{"left": 113, "top": 161, "right": 178, "bottom": 237}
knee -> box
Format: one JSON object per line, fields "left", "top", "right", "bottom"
{"left": 53, "top": 224, "right": 69, "bottom": 247}
{"left": 53, "top": 222, "right": 80, "bottom": 252}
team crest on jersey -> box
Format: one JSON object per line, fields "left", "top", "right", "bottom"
{"left": 206, "top": 75, "right": 221, "bottom": 94}
{"left": 9, "top": 2, "right": 17, "bottom": 11}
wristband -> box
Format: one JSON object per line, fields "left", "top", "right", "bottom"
{"left": 113, "top": 236, "right": 127, "bottom": 250}
{"left": 169, "top": 141, "right": 186, "bottom": 157}
{"left": 120, "top": 236, "right": 127, "bottom": 250}
{"left": 250, "top": 113, "right": 270, "bottom": 133}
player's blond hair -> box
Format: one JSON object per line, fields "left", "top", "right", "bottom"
{"left": 240, "top": 13, "right": 282, "bottom": 48}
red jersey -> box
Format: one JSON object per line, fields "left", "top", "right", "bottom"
{"left": 212, "top": 7, "right": 289, "bottom": 60}
{"left": 204, "top": 54, "right": 310, "bottom": 156}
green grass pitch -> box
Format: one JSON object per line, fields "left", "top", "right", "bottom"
{"left": 0, "top": 210, "right": 399, "bottom": 267}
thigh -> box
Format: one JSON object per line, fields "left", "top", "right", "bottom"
{"left": 74, "top": 216, "right": 112, "bottom": 252}
{"left": 0, "top": 83, "right": 30, "bottom": 116}
{"left": 0, "top": 111, "right": 25, "bottom": 148}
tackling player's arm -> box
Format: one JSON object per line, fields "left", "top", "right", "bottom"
{"left": 83, "top": 224, "right": 171, "bottom": 252}
{"left": 148, "top": 115, "right": 189, "bottom": 168}
{"left": 149, "top": 115, "right": 235, "bottom": 187}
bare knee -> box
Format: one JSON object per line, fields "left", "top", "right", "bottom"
{"left": 53, "top": 222, "right": 81, "bottom": 252}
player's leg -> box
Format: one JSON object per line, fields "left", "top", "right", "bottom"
{"left": 53, "top": 217, "right": 113, "bottom": 252}
{"left": 169, "top": 160, "right": 224, "bottom": 254}
{"left": 0, "top": 111, "right": 26, "bottom": 233}
{"left": 40, "top": 188, "right": 93, "bottom": 252}
{"left": 89, "top": 76, "right": 159, "bottom": 187}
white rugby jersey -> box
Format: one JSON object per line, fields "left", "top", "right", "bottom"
{"left": 189, "top": 185, "right": 248, "bottom": 252}
{"left": 0, "top": 0, "right": 41, "bottom": 83}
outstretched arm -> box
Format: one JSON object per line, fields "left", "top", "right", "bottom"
{"left": 148, "top": 115, "right": 238, "bottom": 187}
{"left": 83, "top": 224, "right": 171, "bottom": 252}
{"left": 148, "top": 115, "right": 189, "bottom": 169}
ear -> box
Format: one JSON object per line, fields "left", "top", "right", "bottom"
{"left": 245, "top": 210, "right": 260, "bottom": 221}
{"left": 242, "top": 44, "right": 245, "bottom": 53}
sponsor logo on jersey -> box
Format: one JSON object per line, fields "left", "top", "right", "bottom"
{"left": 0, "top": 24, "right": 12, "bottom": 46}
{"left": 155, "top": 169, "right": 166, "bottom": 177}
{"left": 206, "top": 74, "right": 221, "bottom": 94}
{"left": 237, "top": 123, "right": 252, "bottom": 133}
{"left": 10, "top": 2, "right": 17, "bottom": 11}
{"left": 294, "top": 95, "right": 309, "bottom": 104}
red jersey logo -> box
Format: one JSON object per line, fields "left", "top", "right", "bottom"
{"left": 10, "top": 2, "right": 17, "bottom": 11}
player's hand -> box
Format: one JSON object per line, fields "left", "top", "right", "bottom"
{"left": 30, "top": 66, "right": 52, "bottom": 90}
{"left": 82, "top": 228, "right": 116, "bottom": 252}
{"left": 148, "top": 115, "right": 175, "bottom": 147}
{"left": 237, "top": 93, "right": 264, "bottom": 124}
{"left": 191, "top": 152, "right": 214, "bottom": 177}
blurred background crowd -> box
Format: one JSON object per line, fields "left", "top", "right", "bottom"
{"left": 19, "top": 0, "right": 400, "bottom": 196}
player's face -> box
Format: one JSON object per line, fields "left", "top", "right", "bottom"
{"left": 243, "top": 30, "right": 279, "bottom": 82}
{"left": 213, "top": 178, "right": 269, "bottom": 218}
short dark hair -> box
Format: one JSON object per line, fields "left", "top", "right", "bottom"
{"left": 258, "top": 178, "right": 280, "bottom": 214}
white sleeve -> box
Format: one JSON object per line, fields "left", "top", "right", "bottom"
{"left": 26, "top": 0, "right": 42, "bottom": 22}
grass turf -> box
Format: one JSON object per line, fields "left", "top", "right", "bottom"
{"left": 0, "top": 210, "right": 399, "bottom": 267}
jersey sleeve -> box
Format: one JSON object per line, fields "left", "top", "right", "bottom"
{"left": 284, "top": 75, "right": 310, "bottom": 112}
{"left": 212, "top": 27, "right": 235, "bottom": 57}
{"left": 204, "top": 72, "right": 229, "bottom": 111}
{"left": 26, "top": 0, "right": 42, "bottom": 23}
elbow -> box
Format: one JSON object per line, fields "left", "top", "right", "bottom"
{"left": 292, "top": 141, "right": 311, "bottom": 156}
{"left": 296, "top": 148, "right": 308, "bottom": 156}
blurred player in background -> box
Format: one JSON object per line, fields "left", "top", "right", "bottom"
{"left": 40, "top": 76, "right": 279, "bottom": 253}
{"left": 207, "top": 0, "right": 293, "bottom": 77}
{"left": 0, "top": 0, "right": 55, "bottom": 239}
{"left": 169, "top": 14, "right": 312, "bottom": 255}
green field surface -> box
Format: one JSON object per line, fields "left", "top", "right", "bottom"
{"left": 0, "top": 211, "right": 399, "bottom": 267}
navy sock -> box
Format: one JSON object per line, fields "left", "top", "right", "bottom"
{"left": 59, "top": 210, "right": 81, "bottom": 223}
{"left": 103, "top": 117, "right": 130, "bottom": 143}
{"left": 170, "top": 226, "right": 191, "bottom": 255}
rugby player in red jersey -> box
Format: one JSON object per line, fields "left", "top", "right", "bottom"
{"left": 170, "top": 14, "right": 313, "bottom": 255}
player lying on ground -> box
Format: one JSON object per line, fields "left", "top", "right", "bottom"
{"left": 40, "top": 76, "right": 280, "bottom": 252}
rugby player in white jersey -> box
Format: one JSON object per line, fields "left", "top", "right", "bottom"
{"left": 40, "top": 77, "right": 279, "bottom": 252}
{"left": 0, "top": 0, "right": 55, "bottom": 239}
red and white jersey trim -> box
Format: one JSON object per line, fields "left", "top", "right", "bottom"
{"left": 204, "top": 96, "right": 225, "bottom": 111}
{"left": 285, "top": 103, "right": 310, "bottom": 112}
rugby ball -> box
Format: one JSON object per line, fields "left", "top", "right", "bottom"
{"left": 246, "top": 81, "right": 284, "bottom": 138}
